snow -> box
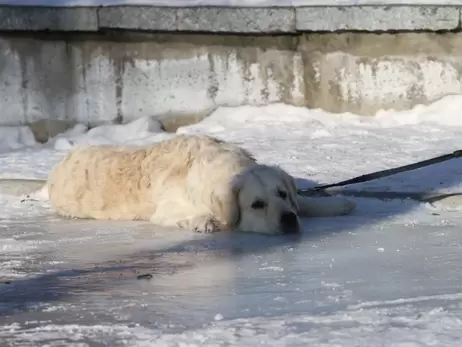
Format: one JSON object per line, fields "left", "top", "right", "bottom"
{"left": 4, "top": 0, "right": 462, "bottom": 7}
{"left": 0, "top": 126, "right": 37, "bottom": 153}
{"left": 3, "top": 94, "right": 462, "bottom": 345}
{"left": 52, "top": 116, "right": 167, "bottom": 150}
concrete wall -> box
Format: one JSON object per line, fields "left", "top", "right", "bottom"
{"left": 0, "top": 33, "right": 304, "bottom": 126}
{"left": 2, "top": 4, "right": 462, "bottom": 124}
{"left": 2, "top": 30, "right": 462, "bottom": 125}
{"left": 301, "top": 33, "right": 462, "bottom": 115}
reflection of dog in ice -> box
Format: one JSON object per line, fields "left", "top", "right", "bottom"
{"left": 45, "top": 134, "right": 356, "bottom": 234}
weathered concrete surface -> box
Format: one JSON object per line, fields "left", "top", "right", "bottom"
{"left": 299, "top": 33, "right": 462, "bottom": 115}
{"left": 0, "top": 33, "right": 303, "bottom": 126}
{"left": 0, "top": 36, "right": 118, "bottom": 126}
{"left": 1, "top": 4, "right": 462, "bottom": 33}
{"left": 4, "top": 31, "right": 462, "bottom": 124}
{"left": 99, "top": 7, "right": 296, "bottom": 33}
{"left": 0, "top": 3, "right": 462, "bottom": 121}
{"left": 0, "top": 7, "right": 98, "bottom": 31}
{"left": 296, "top": 6, "right": 460, "bottom": 31}
{"left": 98, "top": 6, "right": 178, "bottom": 32}
{"left": 176, "top": 7, "right": 295, "bottom": 33}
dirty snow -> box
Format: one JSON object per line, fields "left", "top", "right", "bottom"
{"left": 2, "top": 95, "right": 462, "bottom": 346}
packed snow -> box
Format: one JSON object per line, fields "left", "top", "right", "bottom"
{"left": 4, "top": 0, "right": 462, "bottom": 7}
{"left": 2, "top": 95, "right": 462, "bottom": 346}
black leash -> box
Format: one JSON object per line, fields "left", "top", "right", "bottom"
{"left": 298, "top": 149, "right": 462, "bottom": 195}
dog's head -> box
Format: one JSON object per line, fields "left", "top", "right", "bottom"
{"left": 230, "top": 165, "right": 301, "bottom": 235}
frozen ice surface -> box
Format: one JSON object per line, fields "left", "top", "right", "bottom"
{"left": 3, "top": 96, "right": 462, "bottom": 345}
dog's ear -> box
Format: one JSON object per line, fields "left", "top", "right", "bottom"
{"left": 274, "top": 167, "right": 299, "bottom": 212}
{"left": 212, "top": 175, "right": 242, "bottom": 231}
{"left": 228, "top": 174, "right": 243, "bottom": 228}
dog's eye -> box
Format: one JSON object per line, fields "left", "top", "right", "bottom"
{"left": 251, "top": 200, "right": 266, "bottom": 209}
{"left": 278, "top": 190, "right": 287, "bottom": 199}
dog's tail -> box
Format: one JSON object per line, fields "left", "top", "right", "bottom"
{"left": 0, "top": 179, "right": 48, "bottom": 200}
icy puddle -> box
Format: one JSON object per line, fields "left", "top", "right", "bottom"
{"left": 1, "top": 197, "right": 462, "bottom": 346}
{"left": 2, "top": 98, "right": 462, "bottom": 345}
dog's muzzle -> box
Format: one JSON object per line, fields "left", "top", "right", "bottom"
{"left": 280, "top": 211, "right": 299, "bottom": 234}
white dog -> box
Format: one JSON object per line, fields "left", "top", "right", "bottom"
{"left": 46, "top": 134, "right": 356, "bottom": 234}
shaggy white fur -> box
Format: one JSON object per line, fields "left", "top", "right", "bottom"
{"left": 44, "top": 135, "right": 356, "bottom": 234}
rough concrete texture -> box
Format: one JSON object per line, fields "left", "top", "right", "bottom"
{"left": 1, "top": 5, "right": 462, "bottom": 33}
{"left": 0, "top": 33, "right": 303, "bottom": 126}
{"left": 0, "top": 36, "right": 118, "bottom": 126}
{"left": 296, "top": 6, "right": 460, "bottom": 31}
{"left": 176, "top": 8, "right": 295, "bottom": 33}
{"left": 95, "top": 5, "right": 462, "bottom": 33}
{"left": 99, "top": 7, "right": 295, "bottom": 33}
{"left": 0, "top": 7, "right": 98, "bottom": 31}
{"left": 98, "top": 6, "right": 177, "bottom": 31}
{"left": 5, "top": 31, "right": 462, "bottom": 123}
{"left": 299, "top": 33, "right": 462, "bottom": 115}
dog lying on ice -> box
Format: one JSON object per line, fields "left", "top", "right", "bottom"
{"left": 45, "top": 134, "right": 356, "bottom": 234}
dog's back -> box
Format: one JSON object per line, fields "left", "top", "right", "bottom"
{"left": 47, "top": 135, "right": 256, "bottom": 222}
{"left": 47, "top": 144, "right": 155, "bottom": 220}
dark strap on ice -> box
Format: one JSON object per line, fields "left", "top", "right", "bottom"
{"left": 298, "top": 150, "right": 462, "bottom": 194}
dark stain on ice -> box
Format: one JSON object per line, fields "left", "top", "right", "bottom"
{"left": 137, "top": 273, "right": 153, "bottom": 280}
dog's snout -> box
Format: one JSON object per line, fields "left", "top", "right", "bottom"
{"left": 280, "top": 211, "right": 298, "bottom": 233}
{"left": 281, "top": 211, "right": 297, "bottom": 225}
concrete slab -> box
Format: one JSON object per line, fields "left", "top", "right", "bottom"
{"left": 176, "top": 7, "right": 295, "bottom": 33}
{"left": 0, "top": 4, "right": 460, "bottom": 33}
{"left": 0, "top": 7, "right": 98, "bottom": 31}
{"left": 296, "top": 5, "right": 460, "bottom": 31}
{"left": 99, "top": 6, "right": 295, "bottom": 33}
{"left": 98, "top": 6, "right": 177, "bottom": 31}
{"left": 98, "top": 5, "right": 462, "bottom": 33}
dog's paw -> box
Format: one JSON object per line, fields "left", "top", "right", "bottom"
{"left": 178, "top": 215, "right": 221, "bottom": 233}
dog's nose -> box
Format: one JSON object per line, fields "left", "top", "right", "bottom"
{"left": 280, "top": 211, "right": 298, "bottom": 233}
